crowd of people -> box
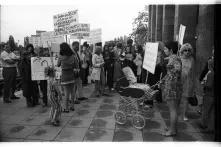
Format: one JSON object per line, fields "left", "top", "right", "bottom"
{"left": 0, "top": 35, "right": 214, "bottom": 136}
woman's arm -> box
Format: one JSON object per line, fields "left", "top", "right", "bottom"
{"left": 57, "top": 56, "right": 61, "bottom": 67}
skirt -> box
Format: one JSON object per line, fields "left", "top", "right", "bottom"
{"left": 61, "top": 69, "right": 75, "bottom": 85}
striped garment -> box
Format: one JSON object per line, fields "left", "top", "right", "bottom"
{"left": 48, "top": 79, "right": 62, "bottom": 123}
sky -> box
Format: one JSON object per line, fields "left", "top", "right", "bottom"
{"left": 1, "top": 0, "right": 218, "bottom": 46}
{"left": 1, "top": 3, "right": 147, "bottom": 45}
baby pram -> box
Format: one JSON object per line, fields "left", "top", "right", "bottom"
{"left": 114, "top": 76, "right": 159, "bottom": 130}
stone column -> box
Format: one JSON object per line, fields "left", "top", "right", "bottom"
{"left": 162, "top": 5, "right": 175, "bottom": 42}
{"left": 195, "top": 5, "right": 214, "bottom": 95}
{"left": 148, "top": 5, "right": 152, "bottom": 41}
{"left": 151, "top": 5, "right": 156, "bottom": 42}
{"left": 173, "top": 5, "right": 198, "bottom": 49}
{"left": 155, "top": 5, "right": 163, "bottom": 41}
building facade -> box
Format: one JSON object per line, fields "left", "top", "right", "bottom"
{"left": 148, "top": 4, "right": 214, "bottom": 95}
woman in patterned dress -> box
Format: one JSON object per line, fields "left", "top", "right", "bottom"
{"left": 160, "top": 41, "right": 182, "bottom": 136}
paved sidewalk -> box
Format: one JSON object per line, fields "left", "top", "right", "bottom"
{"left": 0, "top": 84, "right": 214, "bottom": 142}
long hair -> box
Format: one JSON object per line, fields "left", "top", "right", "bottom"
{"left": 26, "top": 44, "right": 35, "bottom": 54}
{"left": 8, "top": 35, "right": 16, "bottom": 50}
{"left": 60, "top": 42, "right": 73, "bottom": 56}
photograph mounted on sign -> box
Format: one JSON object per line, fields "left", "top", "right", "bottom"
{"left": 143, "top": 42, "right": 159, "bottom": 74}
{"left": 31, "top": 57, "right": 61, "bottom": 80}
{"left": 54, "top": 10, "right": 79, "bottom": 35}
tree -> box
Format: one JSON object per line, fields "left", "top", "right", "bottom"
{"left": 130, "top": 11, "right": 149, "bottom": 47}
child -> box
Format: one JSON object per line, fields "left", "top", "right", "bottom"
{"left": 46, "top": 67, "right": 62, "bottom": 126}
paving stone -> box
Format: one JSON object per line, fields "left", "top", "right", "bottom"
{"left": 0, "top": 137, "right": 24, "bottom": 142}
{"left": 32, "top": 107, "right": 50, "bottom": 116}
{"left": 1, "top": 113, "right": 32, "bottom": 125}
{"left": 113, "top": 128, "right": 142, "bottom": 142}
{"left": 89, "top": 118, "right": 115, "bottom": 129}
{"left": 95, "top": 110, "right": 115, "bottom": 119}
{"left": 55, "top": 127, "right": 88, "bottom": 141}
{"left": 72, "top": 109, "right": 97, "bottom": 118}
{"left": 173, "top": 132, "right": 203, "bottom": 141}
{"left": 26, "top": 126, "right": 62, "bottom": 141}
{"left": 84, "top": 128, "right": 114, "bottom": 142}
{"left": 164, "top": 120, "right": 198, "bottom": 133}
{"left": 80, "top": 103, "right": 100, "bottom": 110}
{"left": 3, "top": 125, "right": 38, "bottom": 139}
{"left": 43, "top": 116, "right": 71, "bottom": 127}
{"left": 200, "top": 133, "right": 215, "bottom": 141}
{"left": 143, "top": 129, "right": 173, "bottom": 141}
{"left": 99, "top": 104, "right": 117, "bottom": 110}
{"left": 66, "top": 117, "right": 93, "bottom": 128}
{"left": 19, "top": 115, "right": 49, "bottom": 126}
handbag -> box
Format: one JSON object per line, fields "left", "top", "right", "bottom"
{"left": 188, "top": 95, "right": 198, "bottom": 106}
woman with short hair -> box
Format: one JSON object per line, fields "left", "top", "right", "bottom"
{"left": 160, "top": 41, "right": 182, "bottom": 136}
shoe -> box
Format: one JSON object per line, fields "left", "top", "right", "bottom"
{"left": 183, "top": 116, "right": 189, "bottom": 121}
{"left": 11, "top": 96, "right": 20, "bottom": 99}
{"left": 4, "top": 100, "right": 12, "bottom": 103}
{"left": 70, "top": 107, "right": 75, "bottom": 111}
{"left": 74, "top": 100, "right": 80, "bottom": 104}
{"left": 63, "top": 109, "right": 70, "bottom": 113}
{"left": 161, "top": 130, "right": 176, "bottom": 137}
{"left": 78, "top": 97, "right": 88, "bottom": 101}
{"left": 52, "top": 121, "right": 60, "bottom": 126}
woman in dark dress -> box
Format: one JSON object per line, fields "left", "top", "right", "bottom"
{"left": 20, "top": 44, "right": 39, "bottom": 107}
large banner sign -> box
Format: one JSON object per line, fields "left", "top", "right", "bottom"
{"left": 70, "top": 23, "right": 90, "bottom": 38}
{"left": 31, "top": 57, "right": 61, "bottom": 80}
{"left": 53, "top": 10, "right": 79, "bottom": 35}
{"left": 87, "top": 28, "right": 102, "bottom": 44}
{"left": 40, "top": 31, "right": 65, "bottom": 48}
{"left": 143, "top": 42, "right": 159, "bottom": 74}
{"left": 178, "top": 24, "right": 186, "bottom": 45}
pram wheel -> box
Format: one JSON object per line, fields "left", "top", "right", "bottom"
{"left": 132, "top": 114, "right": 145, "bottom": 130}
{"left": 115, "top": 111, "right": 127, "bottom": 125}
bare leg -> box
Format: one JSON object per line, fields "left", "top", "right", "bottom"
{"left": 183, "top": 96, "right": 189, "bottom": 120}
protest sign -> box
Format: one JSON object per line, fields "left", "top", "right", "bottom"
{"left": 53, "top": 10, "right": 79, "bottom": 35}
{"left": 40, "top": 31, "right": 64, "bottom": 48}
{"left": 31, "top": 57, "right": 61, "bottom": 80}
{"left": 87, "top": 28, "right": 102, "bottom": 44}
{"left": 178, "top": 24, "right": 186, "bottom": 45}
{"left": 143, "top": 42, "right": 159, "bottom": 74}
{"left": 29, "top": 36, "right": 41, "bottom": 48}
{"left": 69, "top": 23, "right": 90, "bottom": 38}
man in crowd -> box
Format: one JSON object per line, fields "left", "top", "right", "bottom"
{"left": 0, "top": 43, "right": 20, "bottom": 103}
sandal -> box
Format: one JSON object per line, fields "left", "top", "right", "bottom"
{"left": 63, "top": 109, "right": 70, "bottom": 113}
{"left": 162, "top": 130, "right": 176, "bottom": 137}
{"left": 70, "top": 107, "right": 75, "bottom": 111}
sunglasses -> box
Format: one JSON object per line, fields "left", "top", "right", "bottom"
{"left": 183, "top": 49, "right": 191, "bottom": 52}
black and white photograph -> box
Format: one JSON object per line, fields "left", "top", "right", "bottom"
{"left": 0, "top": 0, "right": 220, "bottom": 144}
